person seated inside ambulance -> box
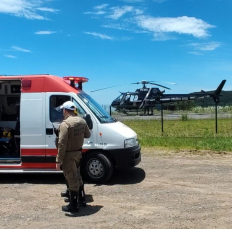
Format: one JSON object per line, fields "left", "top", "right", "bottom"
{"left": 0, "top": 127, "right": 13, "bottom": 155}
{"left": 0, "top": 106, "right": 2, "bottom": 120}
{"left": 0, "top": 106, "right": 7, "bottom": 121}
{"left": 14, "top": 104, "right": 20, "bottom": 156}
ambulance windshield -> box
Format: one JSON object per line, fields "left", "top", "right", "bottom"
{"left": 78, "top": 93, "right": 115, "bottom": 123}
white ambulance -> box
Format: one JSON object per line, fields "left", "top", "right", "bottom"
{"left": 0, "top": 74, "right": 141, "bottom": 183}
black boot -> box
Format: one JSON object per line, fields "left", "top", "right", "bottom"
{"left": 64, "top": 185, "right": 86, "bottom": 206}
{"left": 79, "top": 184, "right": 87, "bottom": 207}
{"left": 64, "top": 196, "right": 70, "bottom": 203}
{"left": 60, "top": 188, "right": 69, "bottom": 198}
{"left": 62, "top": 190, "right": 79, "bottom": 212}
{"left": 61, "top": 181, "right": 69, "bottom": 198}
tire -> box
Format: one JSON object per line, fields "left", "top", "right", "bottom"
{"left": 82, "top": 152, "right": 113, "bottom": 184}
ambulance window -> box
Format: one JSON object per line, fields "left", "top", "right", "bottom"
{"left": 49, "top": 95, "right": 70, "bottom": 122}
{"left": 78, "top": 93, "right": 115, "bottom": 123}
{"left": 72, "top": 99, "right": 86, "bottom": 118}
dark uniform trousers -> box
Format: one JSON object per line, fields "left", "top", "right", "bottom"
{"left": 62, "top": 150, "right": 83, "bottom": 192}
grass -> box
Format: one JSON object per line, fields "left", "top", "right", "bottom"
{"left": 122, "top": 119, "right": 232, "bottom": 151}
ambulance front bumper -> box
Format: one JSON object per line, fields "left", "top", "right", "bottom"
{"left": 107, "top": 145, "right": 141, "bottom": 170}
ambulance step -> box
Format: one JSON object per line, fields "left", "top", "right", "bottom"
{"left": 0, "top": 169, "right": 63, "bottom": 173}
{"left": 0, "top": 158, "right": 21, "bottom": 164}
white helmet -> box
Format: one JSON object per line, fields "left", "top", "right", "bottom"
{"left": 60, "top": 101, "right": 76, "bottom": 111}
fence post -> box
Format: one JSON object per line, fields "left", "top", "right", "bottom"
{"left": 215, "top": 102, "right": 218, "bottom": 134}
{"left": 161, "top": 105, "right": 164, "bottom": 133}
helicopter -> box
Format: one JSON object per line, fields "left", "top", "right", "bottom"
{"left": 91, "top": 80, "right": 227, "bottom": 112}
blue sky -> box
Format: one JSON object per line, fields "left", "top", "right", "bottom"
{"left": 0, "top": 0, "right": 231, "bottom": 105}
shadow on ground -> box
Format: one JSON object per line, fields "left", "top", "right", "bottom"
{"left": 94, "top": 167, "right": 146, "bottom": 186}
{"left": 65, "top": 204, "right": 103, "bottom": 217}
{"left": 0, "top": 173, "right": 65, "bottom": 184}
{"left": 0, "top": 167, "right": 145, "bottom": 185}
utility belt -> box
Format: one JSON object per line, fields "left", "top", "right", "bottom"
{"left": 66, "top": 148, "right": 82, "bottom": 153}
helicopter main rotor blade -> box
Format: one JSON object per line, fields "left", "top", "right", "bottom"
{"left": 90, "top": 84, "right": 124, "bottom": 92}
{"left": 149, "top": 83, "right": 171, "bottom": 90}
{"left": 150, "top": 81, "right": 177, "bottom": 85}
{"left": 131, "top": 82, "right": 141, "bottom": 85}
{"left": 91, "top": 79, "right": 173, "bottom": 92}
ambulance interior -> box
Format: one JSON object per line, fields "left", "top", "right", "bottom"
{"left": 0, "top": 80, "right": 21, "bottom": 161}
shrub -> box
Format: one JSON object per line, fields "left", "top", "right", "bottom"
{"left": 181, "top": 114, "right": 188, "bottom": 121}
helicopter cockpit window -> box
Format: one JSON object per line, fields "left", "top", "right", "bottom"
{"left": 125, "top": 95, "right": 130, "bottom": 102}
{"left": 78, "top": 93, "right": 115, "bottom": 124}
{"left": 134, "top": 95, "right": 138, "bottom": 101}
{"left": 115, "top": 94, "right": 123, "bottom": 101}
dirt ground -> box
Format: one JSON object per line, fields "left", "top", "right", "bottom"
{"left": 1, "top": 150, "right": 232, "bottom": 229}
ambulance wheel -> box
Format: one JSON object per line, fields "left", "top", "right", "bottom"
{"left": 82, "top": 152, "right": 113, "bottom": 183}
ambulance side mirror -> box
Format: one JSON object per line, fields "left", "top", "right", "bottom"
{"left": 83, "top": 114, "right": 93, "bottom": 130}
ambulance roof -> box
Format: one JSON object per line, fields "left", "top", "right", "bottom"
{"left": 0, "top": 74, "right": 88, "bottom": 93}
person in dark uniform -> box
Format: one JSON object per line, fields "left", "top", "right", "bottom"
{"left": 56, "top": 101, "right": 91, "bottom": 212}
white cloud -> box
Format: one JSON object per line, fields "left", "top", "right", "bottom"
{"left": 84, "top": 11, "right": 106, "bottom": 15}
{"left": 37, "top": 7, "right": 59, "bottom": 13}
{"left": 120, "top": 0, "right": 144, "bottom": 2}
{"left": 86, "top": 4, "right": 143, "bottom": 18}
{"left": 0, "top": 0, "right": 58, "bottom": 20}
{"left": 84, "top": 4, "right": 108, "bottom": 15}
{"left": 135, "top": 16, "right": 215, "bottom": 38}
{"left": 200, "top": 42, "right": 221, "bottom": 51}
{"left": 86, "top": 4, "right": 216, "bottom": 41}
{"left": 103, "top": 23, "right": 148, "bottom": 34}
{"left": 4, "top": 54, "right": 17, "bottom": 58}
{"left": 94, "top": 4, "right": 109, "bottom": 10}
{"left": 84, "top": 32, "right": 115, "bottom": 40}
{"left": 188, "top": 51, "right": 203, "bottom": 56}
{"left": 190, "top": 42, "right": 222, "bottom": 51}
{"left": 103, "top": 23, "right": 131, "bottom": 31}
{"left": 108, "top": 6, "right": 134, "bottom": 20}
{"left": 95, "top": 10, "right": 107, "bottom": 15}
{"left": 35, "top": 30, "right": 57, "bottom": 35}
{"left": 11, "top": 46, "right": 31, "bottom": 52}
{"left": 152, "top": 33, "right": 175, "bottom": 41}
{"left": 134, "top": 9, "right": 144, "bottom": 15}
{"left": 153, "top": 0, "right": 167, "bottom": 3}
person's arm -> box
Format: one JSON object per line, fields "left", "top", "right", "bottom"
{"left": 56, "top": 122, "right": 69, "bottom": 163}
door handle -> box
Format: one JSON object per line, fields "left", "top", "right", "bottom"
{"left": 46, "top": 128, "right": 53, "bottom": 135}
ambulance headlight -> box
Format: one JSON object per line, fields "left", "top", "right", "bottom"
{"left": 124, "top": 138, "right": 137, "bottom": 148}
